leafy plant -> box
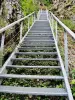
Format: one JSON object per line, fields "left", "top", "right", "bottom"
{"left": 70, "top": 69, "right": 75, "bottom": 98}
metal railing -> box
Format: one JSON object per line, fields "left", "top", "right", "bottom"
{"left": 0, "top": 12, "right": 36, "bottom": 67}
{"left": 49, "top": 12, "right": 75, "bottom": 77}
{"left": 48, "top": 11, "right": 74, "bottom": 100}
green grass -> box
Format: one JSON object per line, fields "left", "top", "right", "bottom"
{"left": 61, "top": 19, "right": 75, "bottom": 31}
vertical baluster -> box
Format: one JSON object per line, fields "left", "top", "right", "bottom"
{"left": 64, "top": 30, "right": 68, "bottom": 77}
{"left": 32, "top": 14, "right": 34, "bottom": 24}
{"left": 52, "top": 16, "right": 54, "bottom": 34}
{"left": 28, "top": 17, "right": 30, "bottom": 30}
{"left": 41, "top": 9, "right": 42, "bottom": 13}
{"left": 34, "top": 13, "right": 35, "bottom": 22}
{"left": 49, "top": 13, "right": 51, "bottom": 22}
{"left": 56, "top": 21, "right": 58, "bottom": 43}
{"left": 20, "top": 21, "right": 23, "bottom": 41}
{"left": 50, "top": 13, "right": 52, "bottom": 26}
{"left": 0, "top": 33, "right": 5, "bottom": 67}
{"left": 37, "top": 11, "right": 39, "bottom": 20}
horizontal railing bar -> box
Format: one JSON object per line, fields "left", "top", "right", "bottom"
{"left": 50, "top": 12, "right": 75, "bottom": 39}
{"left": 0, "top": 12, "right": 35, "bottom": 33}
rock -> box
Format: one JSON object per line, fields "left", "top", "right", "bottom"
{"left": 51, "top": 0, "right": 75, "bottom": 19}
{"left": 0, "top": 0, "right": 23, "bottom": 26}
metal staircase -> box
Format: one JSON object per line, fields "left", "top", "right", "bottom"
{"left": 0, "top": 10, "right": 74, "bottom": 100}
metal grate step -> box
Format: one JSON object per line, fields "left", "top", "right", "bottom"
{"left": 6, "top": 65, "right": 61, "bottom": 69}
{"left": 0, "top": 74, "right": 64, "bottom": 80}
{"left": 0, "top": 86, "right": 68, "bottom": 96}
{"left": 15, "top": 52, "right": 57, "bottom": 55}
{"left": 18, "top": 47, "right": 56, "bottom": 50}
{"left": 11, "top": 58, "right": 59, "bottom": 61}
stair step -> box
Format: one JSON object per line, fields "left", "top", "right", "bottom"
{"left": 15, "top": 52, "right": 57, "bottom": 55}
{"left": 0, "top": 74, "right": 63, "bottom": 80}
{"left": 26, "top": 35, "right": 53, "bottom": 38}
{"left": 29, "top": 31, "right": 51, "bottom": 33}
{"left": 20, "top": 44, "right": 55, "bottom": 47}
{"left": 0, "top": 86, "right": 68, "bottom": 96}
{"left": 21, "top": 43, "right": 55, "bottom": 46}
{"left": 23, "top": 40, "right": 55, "bottom": 42}
{"left": 22, "top": 40, "right": 55, "bottom": 43}
{"left": 26, "top": 35, "right": 53, "bottom": 37}
{"left": 25, "top": 37, "right": 54, "bottom": 40}
{"left": 11, "top": 58, "right": 59, "bottom": 61}
{"left": 28, "top": 33, "right": 52, "bottom": 35}
{"left": 25, "top": 39, "right": 54, "bottom": 41}
{"left": 18, "top": 47, "right": 56, "bottom": 50}
{"left": 6, "top": 65, "right": 61, "bottom": 69}
{"left": 31, "top": 29, "right": 51, "bottom": 31}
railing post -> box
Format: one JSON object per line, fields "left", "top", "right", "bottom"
{"left": 64, "top": 30, "right": 69, "bottom": 77}
{"left": 34, "top": 13, "right": 35, "bottom": 22}
{"left": 0, "top": 33, "right": 5, "bottom": 67}
{"left": 46, "top": 10, "right": 48, "bottom": 20}
{"left": 38, "top": 10, "right": 41, "bottom": 20}
{"left": 37, "top": 11, "right": 40, "bottom": 20}
{"left": 41, "top": 9, "right": 42, "bottom": 13}
{"left": 20, "top": 21, "right": 23, "bottom": 41}
{"left": 50, "top": 13, "right": 52, "bottom": 26}
{"left": 52, "top": 16, "right": 54, "bottom": 34}
{"left": 32, "top": 14, "right": 34, "bottom": 24}
{"left": 56, "top": 21, "right": 58, "bottom": 43}
{"left": 49, "top": 13, "right": 51, "bottom": 22}
{"left": 28, "top": 17, "right": 30, "bottom": 30}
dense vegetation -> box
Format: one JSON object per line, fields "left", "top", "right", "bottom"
{"left": 19, "top": 0, "right": 38, "bottom": 15}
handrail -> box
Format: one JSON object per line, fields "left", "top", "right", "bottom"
{"left": 48, "top": 10, "right": 74, "bottom": 100}
{"left": 49, "top": 11, "right": 75, "bottom": 77}
{"left": 0, "top": 12, "right": 35, "bottom": 33}
{"left": 50, "top": 12, "right": 75, "bottom": 39}
{"left": 0, "top": 12, "right": 36, "bottom": 67}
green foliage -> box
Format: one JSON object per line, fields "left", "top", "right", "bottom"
{"left": 70, "top": 69, "right": 75, "bottom": 98}
{"left": 71, "top": 69, "right": 75, "bottom": 79}
{"left": 61, "top": 19, "right": 75, "bottom": 30}
{"left": 19, "top": 0, "right": 38, "bottom": 16}
{"left": 0, "top": 17, "right": 7, "bottom": 28}
{"left": 0, "top": 49, "right": 3, "bottom": 67}
{"left": 39, "top": 0, "right": 52, "bottom": 6}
